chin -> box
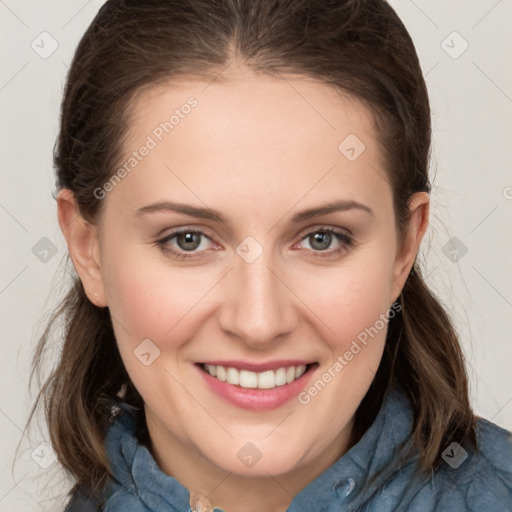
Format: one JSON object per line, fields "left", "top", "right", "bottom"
{"left": 197, "top": 432, "right": 315, "bottom": 479}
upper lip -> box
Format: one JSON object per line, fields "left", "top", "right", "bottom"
{"left": 198, "top": 360, "right": 315, "bottom": 372}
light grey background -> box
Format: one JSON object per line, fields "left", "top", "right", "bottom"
{"left": 1, "top": 1, "right": 511, "bottom": 510}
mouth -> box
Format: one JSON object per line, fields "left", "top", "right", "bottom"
{"left": 196, "top": 361, "right": 318, "bottom": 410}
{"left": 200, "top": 362, "right": 314, "bottom": 389}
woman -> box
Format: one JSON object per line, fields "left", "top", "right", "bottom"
{"left": 32, "top": 0, "right": 512, "bottom": 510}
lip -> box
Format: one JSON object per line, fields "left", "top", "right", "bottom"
{"left": 196, "top": 361, "right": 318, "bottom": 411}
{"left": 200, "top": 359, "right": 312, "bottom": 372}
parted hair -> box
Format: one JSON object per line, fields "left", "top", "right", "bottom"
{"left": 30, "top": 0, "right": 477, "bottom": 497}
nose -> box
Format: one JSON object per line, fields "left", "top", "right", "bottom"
{"left": 217, "top": 251, "right": 297, "bottom": 349}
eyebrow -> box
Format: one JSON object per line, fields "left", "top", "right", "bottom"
{"left": 135, "top": 199, "right": 373, "bottom": 224}
{"left": 290, "top": 200, "right": 373, "bottom": 223}
{"left": 136, "top": 201, "right": 226, "bottom": 222}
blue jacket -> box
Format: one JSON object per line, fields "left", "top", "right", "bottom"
{"left": 66, "top": 387, "right": 512, "bottom": 511}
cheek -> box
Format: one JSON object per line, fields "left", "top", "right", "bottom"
{"left": 101, "top": 245, "right": 210, "bottom": 342}
{"left": 294, "top": 248, "right": 396, "bottom": 344}
{"left": 101, "top": 254, "right": 195, "bottom": 418}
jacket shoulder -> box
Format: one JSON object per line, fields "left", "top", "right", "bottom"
{"left": 65, "top": 487, "right": 101, "bottom": 512}
{"left": 464, "top": 417, "right": 512, "bottom": 510}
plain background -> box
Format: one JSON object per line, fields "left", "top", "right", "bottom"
{"left": 1, "top": 1, "right": 511, "bottom": 510}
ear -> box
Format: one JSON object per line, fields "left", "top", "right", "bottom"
{"left": 57, "top": 188, "right": 107, "bottom": 307}
{"left": 390, "top": 191, "right": 430, "bottom": 303}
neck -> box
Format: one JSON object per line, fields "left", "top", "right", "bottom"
{"left": 145, "top": 412, "right": 355, "bottom": 512}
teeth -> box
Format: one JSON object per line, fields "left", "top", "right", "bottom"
{"left": 258, "top": 370, "right": 275, "bottom": 389}
{"left": 275, "top": 367, "right": 287, "bottom": 386}
{"left": 204, "top": 364, "right": 309, "bottom": 389}
{"left": 216, "top": 366, "right": 226, "bottom": 382}
{"left": 296, "top": 364, "right": 306, "bottom": 378}
{"left": 226, "top": 367, "right": 239, "bottom": 385}
{"left": 239, "top": 370, "right": 258, "bottom": 388}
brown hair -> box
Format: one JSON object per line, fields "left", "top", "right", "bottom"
{"left": 31, "top": 0, "right": 477, "bottom": 497}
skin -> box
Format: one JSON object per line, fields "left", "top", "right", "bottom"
{"left": 58, "top": 64, "right": 429, "bottom": 512}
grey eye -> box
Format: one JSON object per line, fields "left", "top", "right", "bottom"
{"left": 308, "top": 232, "right": 333, "bottom": 251}
{"left": 176, "top": 232, "right": 202, "bottom": 251}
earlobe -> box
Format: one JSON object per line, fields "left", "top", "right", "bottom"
{"left": 57, "top": 189, "right": 107, "bottom": 307}
{"left": 391, "top": 192, "right": 430, "bottom": 302}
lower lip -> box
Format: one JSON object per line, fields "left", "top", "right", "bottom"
{"left": 197, "top": 365, "right": 316, "bottom": 411}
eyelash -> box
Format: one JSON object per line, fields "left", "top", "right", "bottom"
{"left": 155, "top": 226, "right": 354, "bottom": 261}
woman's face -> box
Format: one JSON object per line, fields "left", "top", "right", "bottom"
{"left": 83, "top": 68, "right": 427, "bottom": 483}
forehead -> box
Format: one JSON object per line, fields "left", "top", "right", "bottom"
{"left": 126, "top": 71, "right": 378, "bottom": 158}
{"left": 107, "top": 71, "right": 390, "bottom": 220}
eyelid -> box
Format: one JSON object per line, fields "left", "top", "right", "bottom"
{"left": 295, "top": 224, "right": 353, "bottom": 243}
{"left": 155, "top": 224, "right": 354, "bottom": 259}
{"left": 157, "top": 225, "right": 217, "bottom": 244}
{"left": 155, "top": 226, "right": 219, "bottom": 259}
{"left": 291, "top": 227, "right": 354, "bottom": 259}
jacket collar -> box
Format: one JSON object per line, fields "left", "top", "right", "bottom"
{"left": 104, "top": 386, "right": 418, "bottom": 511}
{"left": 288, "top": 386, "right": 419, "bottom": 511}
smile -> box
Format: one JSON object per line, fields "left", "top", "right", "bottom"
{"left": 202, "top": 363, "right": 308, "bottom": 389}
{"left": 197, "top": 361, "right": 317, "bottom": 410}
